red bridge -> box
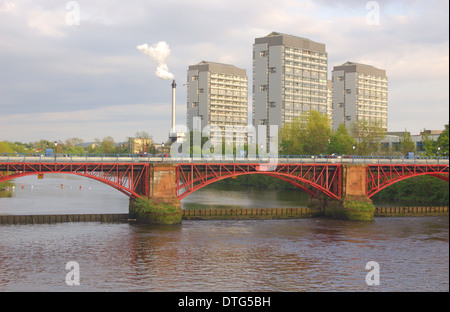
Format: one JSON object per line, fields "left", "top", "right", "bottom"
{"left": 1, "top": 161, "right": 448, "bottom": 204}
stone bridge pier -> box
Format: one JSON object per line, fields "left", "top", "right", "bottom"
{"left": 321, "top": 164, "right": 375, "bottom": 221}
{"left": 149, "top": 164, "right": 181, "bottom": 207}
{"left": 129, "top": 164, "right": 181, "bottom": 225}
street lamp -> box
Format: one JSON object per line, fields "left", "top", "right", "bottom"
{"left": 161, "top": 142, "right": 165, "bottom": 162}
{"left": 54, "top": 141, "right": 57, "bottom": 161}
{"left": 437, "top": 146, "right": 441, "bottom": 156}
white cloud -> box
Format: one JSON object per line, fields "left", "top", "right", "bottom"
{"left": 27, "top": 8, "right": 67, "bottom": 38}
{"left": 0, "top": 0, "right": 448, "bottom": 143}
{"left": 0, "top": 103, "right": 177, "bottom": 142}
{"left": 0, "top": 1, "right": 16, "bottom": 14}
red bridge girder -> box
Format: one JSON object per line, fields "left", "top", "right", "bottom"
{"left": 0, "top": 162, "right": 149, "bottom": 198}
{"left": 366, "top": 164, "right": 449, "bottom": 198}
{"left": 176, "top": 163, "right": 342, "bottom": 200}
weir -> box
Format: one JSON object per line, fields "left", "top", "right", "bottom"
{"left": 1, "top": 206, "right": 447, "bottom": 225}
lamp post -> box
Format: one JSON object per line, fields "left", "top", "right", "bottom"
{"left": 161, "top": 142, "right": 165, "bottom": 162}
{"left": 54, "top": 141, "right": 57, "bottom": 161}
{"left": 352, "top": 145, "right": 356, "bottom": 162}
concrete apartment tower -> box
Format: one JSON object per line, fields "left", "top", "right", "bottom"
{"left": 186, "top": 61, "right": 248, "bottom": 145}
{"left": 332, "top": 61, "right": 388, "bottom": 132}
{"left": 252, "top": 32, "right": 328, "bottom": 136}
{"left": 327, "top": 79, "right": 332, "bottom": 121}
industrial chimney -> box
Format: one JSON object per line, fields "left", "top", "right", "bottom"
{"left": 172, "top": 80, "right": 176, "bottom": 129}
{"left": 169, "top": 80, "right": 178, "bottom": 142}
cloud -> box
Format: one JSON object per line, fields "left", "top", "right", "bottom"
{"left": 0, "top": 0, "right": 448, "bottom": 143}
{"left": 0, "top": 103, "right": 179, "bottom": 142}
{"left": 0, "top": 1, "right": 16, "bottom": 14}
{"left": 27, "top": 8, "right": 67, "bottom": 38}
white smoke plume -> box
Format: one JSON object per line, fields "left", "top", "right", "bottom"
{"left": 136, "top": 41, "right": 174, "bottom": 80}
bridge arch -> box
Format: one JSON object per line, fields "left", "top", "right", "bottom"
{"left": 176, "top": 163, "right": 342, "bottom": 200}
{"left": 366, "top": 165, "right": 449, "bottom": 198}
{"left": 0, "top": 163, "right": 149, "bottom": 198}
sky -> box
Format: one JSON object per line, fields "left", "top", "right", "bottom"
{"left": 0, "top": 0, "right": 448, "bottom": 145}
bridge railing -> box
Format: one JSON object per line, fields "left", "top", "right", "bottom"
{"left": 0, "top": 153, "right": 448, "bottom": 165}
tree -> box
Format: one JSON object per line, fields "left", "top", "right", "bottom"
{"left": 350, "top": 119, "right": 386, "bottom": 156}
{"left": 135, "top": 131, "right": 151, "bottom": 139}
{"left": 398, "top": 129, "right": 415, "bottom": 155}
{"left": 64, "top": 137, "right": 84, "bottom": 154}
{"left": 421, "top": 129, "right": 438, "bottom": 156}
{"left": 100, "top": 136, "right": 116, "bottom": 154}
{"left": 279, "top": 117, "right": 306, "bottom": 155}
{"left": 328, "top": 123, "right": 356, "bottom": 155}
{"left": 436, "top": 124, "right": 449, "bottom": 156}
{"left": 303, "top": 110, "right": 332, "bottom": 155}
{"left": 0, "top": 141, "right": 14, "bottom": 153}
{"left": 65, "top": 137, "right": 84, "bottom": 148}
{"left": 279, "top": 110, "right": 331, "bottom": 156}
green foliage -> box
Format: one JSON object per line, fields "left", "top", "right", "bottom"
{"left": 279, "top": 110, "right": 331, "bottom": 155}
{"left": 100, "top": 136, "right": 116, "bottom": 154}
{"left": 372, "top": 175, "right": 449, "bottom": 205}
{"left": 350, "top": 119, "right": 386, "bottom": 156}
{"left": 437, "top": 124, "right": 449, "bottom": 156}
{"left": 399, "top": 129, "right": 415, "bottom": 155}
{"left": 328, "top": 123, "right": 356, "bottom": 155}
{"left": 132, "top": 196, "right": 179, "bottom": 214}
{"left": 0, "top": 141, "right": 15, "bottom": 153}
{"left": 213, "top": 174, "right": 298, "bottom": 190}
{"left": 279, "top": 117, "right": 305, "bottom": 155}
{"left": 343, "top": 201, "right": 375, "bottom": 211}
{"left": 421, "top": 130, "right": 437, "bottom": 156}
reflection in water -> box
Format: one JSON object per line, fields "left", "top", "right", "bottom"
{"left": 0, "top": 218, "right": 448, "bottom": 292}
{"left": 0, "top": 174, "right": 130, "bottom": 215}
{"left": 0, "top": 174, "right": 448, "bottom": 292}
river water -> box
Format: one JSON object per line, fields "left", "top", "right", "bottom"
{"left": 0, "top": 174, "right": 448, "bottom": 292}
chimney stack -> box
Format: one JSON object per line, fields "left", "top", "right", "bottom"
{"left": 171, "top": 80, "right": 176, "bottom": 130}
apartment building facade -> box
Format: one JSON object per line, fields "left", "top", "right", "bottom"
{"left": 332, "top": 61, "right": 388, "bottom": 132}
{"left": 252, "top": 32, "right": 328, "bottom": 135}
{"left": 186, "top": 61, "right": 248, "bottom": 144}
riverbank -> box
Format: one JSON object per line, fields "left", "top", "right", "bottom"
{"left": 1, "top": 206, "right": 447, "bottom": 224}
{"left": 212, "top": 174, "right": 450, "bottom": 206}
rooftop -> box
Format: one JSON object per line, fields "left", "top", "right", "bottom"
{"left": 254, "top": 31, "right": 327, "bottom": 53}
{"left": 188, "top": 61, "right": 247, "bottom": 76}
{"left": 333, "top": 61, "right": 387, "bottom": 77}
